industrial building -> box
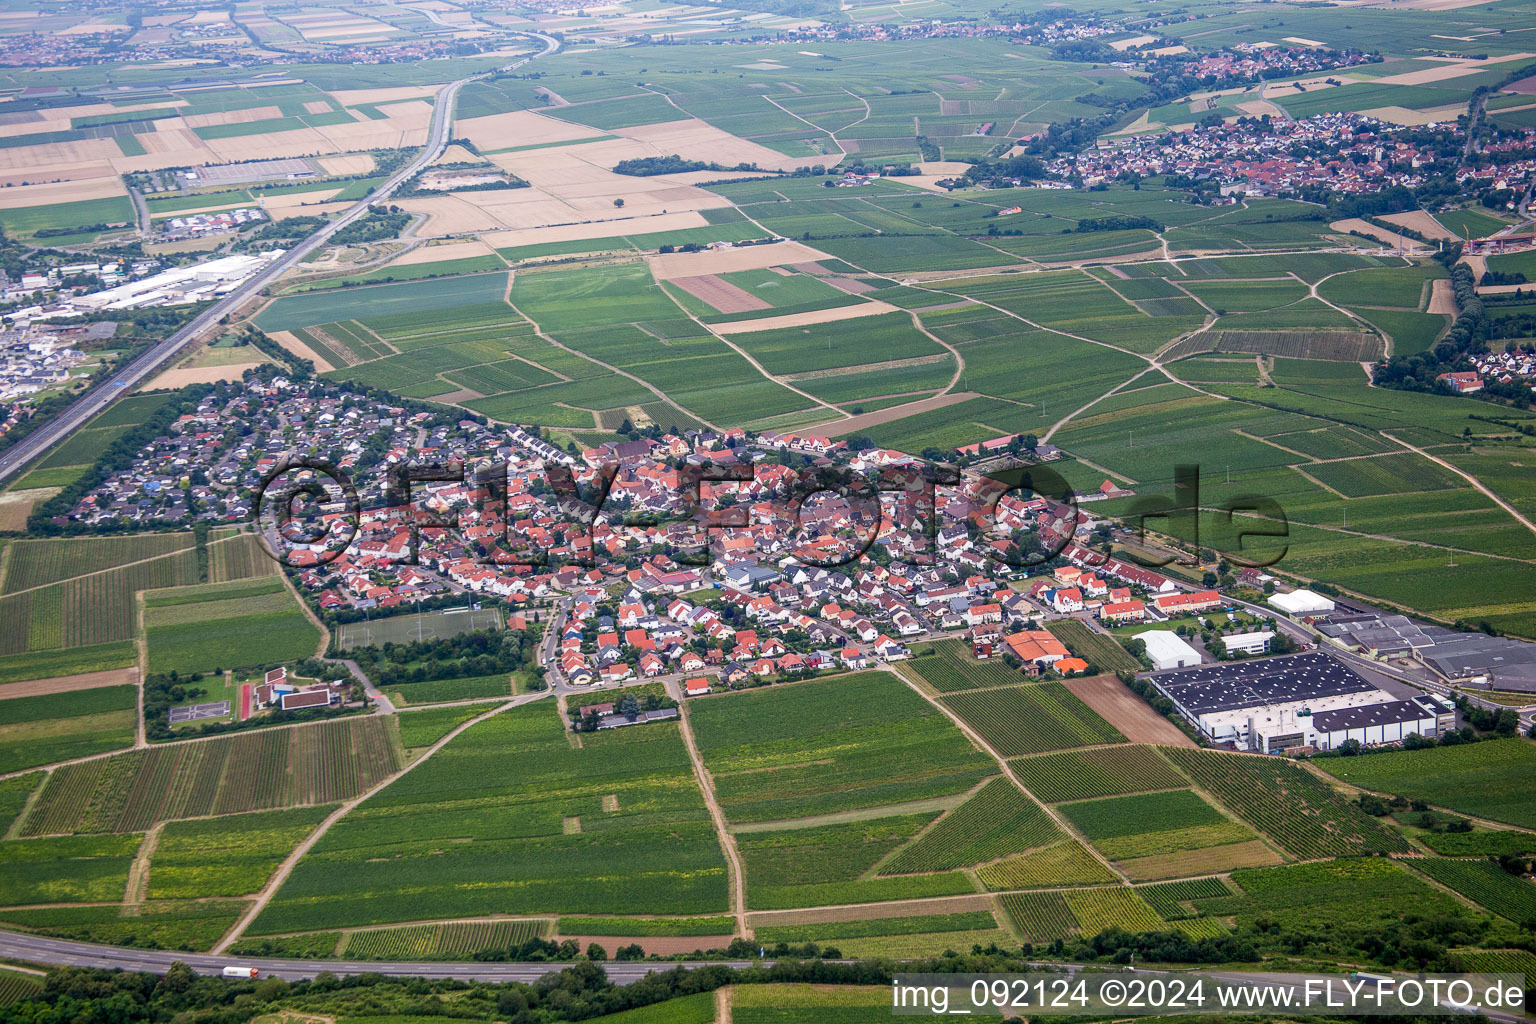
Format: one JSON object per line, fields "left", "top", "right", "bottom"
{"left": 1146, "top": 651, "right": 1441, "bottom": 753}
{"left": 1310, "top": 695, "right": 1456, "bottom": 752}
{"left": 66, "top": 251, "right": 283, "bottom": 312}
{"left": 1268, "top": 589, "right": 1336, "bottom": 616}
{"left": 1135, "top": 629, "right": 1201, "bottom": 670}
{"left": 1317, "top": 612, "right": 1536, "bottom": 693}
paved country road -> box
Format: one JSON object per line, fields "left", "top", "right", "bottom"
{"left": 0, "top": 31, "right": 559, "bottom": 487}
{"left": 0, "top": 929, "right": 754, "bottom": 983}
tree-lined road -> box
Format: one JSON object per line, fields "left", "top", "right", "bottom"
{"left": 0, "top": 31, "right": 559, "bottom": 487}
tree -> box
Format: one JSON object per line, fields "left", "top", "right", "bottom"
{"left": 586, "top": 942, "right": 608, "bottom": 961}
{"left": 613, "top": 197, "right": 625, "bottom": 207}
{"left": 619, "top": 692, "right": 641, "bottom": 717}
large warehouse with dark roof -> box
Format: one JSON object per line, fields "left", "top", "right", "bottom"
{"left": 1147, "top": 652, "right": 1448, "bottom": 753}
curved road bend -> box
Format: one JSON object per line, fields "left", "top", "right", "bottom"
{"left": 0, "top": 31, "right": 560, "bottom": 486}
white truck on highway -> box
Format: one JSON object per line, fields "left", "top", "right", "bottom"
{"left": 222, "top": 966, "right": 259, "bottom": 979}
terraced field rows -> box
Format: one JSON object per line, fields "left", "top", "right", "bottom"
{"left": 344, "top": 919, "right": 552, "bottom": 960}
{"left": 879, "top": 777, "right": 1060, "bottom": 874}
{"left": 22, "top": 718, "right": 402, "bottom": 835}
{"left": 943, "top": 684, "right": 1124, "bottom": 756}
{"left": 1011, "top": 746, "right": 1186, "bottom": 803}
{"left": 1163, "top": 747, "right": 1410, "bottom": 858}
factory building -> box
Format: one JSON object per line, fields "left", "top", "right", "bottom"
{"left": 1147, "top": 651, "right": 1443, "bottom": 753}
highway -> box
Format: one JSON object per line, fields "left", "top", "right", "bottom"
{"left": 0, "top": 31, "right": 559, "bottom": 487}
{"left": 3, "top": 930, "right": 1526, "bottom": 1023}
{"left": 0, "top": 928, "right": 750, "bottom": 983}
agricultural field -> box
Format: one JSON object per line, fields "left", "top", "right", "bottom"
{"left": 1058, "top": 789, "right": 1257, "bottom": 862}
{"left": 249, "top": 701, "right": 728, "bottom": 931}
{"left": 145, "top": 577, "right": 322, "bottom": 675}
{"left": 20, "top": 717, "right": 401, "bottom": 835}
{"left": 342, "top": 919, "right": 554, "bottom": 960}
{"left": 975, "top": 838, "right": 1118, "bottom": 890}
{"left": 877, "top": 776, "right": 1061, "bottom": 874}
{"left": 941, "top": 684, "right": 1125, "bottom": 757}
{"left": 1041, "top": 621, "right": 1141, "bottom": 674}
{"left": 148, "top": 805, "right": 334, "bottom": 899}
{"left": 1409, "top": 859, "right": 1536, "bottom": 924}
{"left": 1010, "top": 745, "right": 1187, "bottom": 803}
{"left": 1314, "top": 739, "right": 1536, "bottom": 829}
{"left": 690, "top": 672, "right": 992, "bottom": 823}
{"left": 1164, "top": 747, "right": 1411, "bottom": 858}
{"left": 0, "top": 685, "right": 137, "bottom": 774}
{"left": 906, "top": 640, "right": 1023, "bottom": 692}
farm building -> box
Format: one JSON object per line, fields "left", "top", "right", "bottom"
{"left": 1136, "top": 630, "right": 1202, "bottom": 671}
{"left": 1147, "top": 652, "right": 1406, "bottom": 753}
{"left": 1269, "top": 589, "right": 1336, "bottom": 616}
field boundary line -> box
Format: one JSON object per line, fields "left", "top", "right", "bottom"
{"left": 1, "top": 546, "right": 196, "bottom": 601}
{"left": 209, "top": 696, "right": 526, "bottom": 953}
{"left": 4, "top": 773, "right": 47, "bottom": 840}
{"left": 671, "top": 685, "right": 748, "bottom": 939}
{"left": 1382, "top": 430, "right": 1536, "bottom": 542}
{"left": 886, "top": 665, "right": 1129, "bottom": 886}
{"left": 122, "top": 820, "right": 164, "bottom": 916}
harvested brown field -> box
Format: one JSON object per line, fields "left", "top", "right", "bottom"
{"left": 1063, "top": 674, "right": 1194, "bottom": 747}
{"left": 1380, "top": 210, "right": 1459, "bottom": 240}
{"left": 393, "top": 238, "right": 499, "bottom": 266}
{"left": 0, "top": 175, "right": 126, "bottom": 208}
{"left": 319, "top": 153, "right": 375, "bottom": 175}
{"left": 145, "top": 361, "right": 263, "bottom": 389}
{"left": 1330, "top": 217, "right": 1420, "bottom": 249}
{"left": 823, "top": 276, "right": 878, "bottom": 295}
{"left": 648, "top": 241, "right": 835, "bottom": 282}
{"left": 0, "top": 667, "right": 138, "bottom": 700}
{"left": 748, "top": 894, "right": 998, "bottom": 928}
{"left": 0, "top": 486, "right": 55, "bottom": 531}
{"left": 1508, "top": 75, "right": 1536, "bottom": 95}
{"left": 1357, "top": 104, "right": 1465, "bottom": 126}
{"left": 1115, "top": 839, "right": 1283, "bottom": 880}
{"left": 562, "top": 935, "right": 734, "bottom": 957}
{"left": 180, "top": 105, "right": 282, "bottom": 129}
{"left": 1428, "top": 278, "right": 1458, "bottom": 315}
{"left": 709, "top": 300, "right": 896, "bottom": 334}
{"left": 483, "top": 210, "right": 711, "bottom": 251}
{"left": 671, "top": 273, "right": 771, "bottom": 314}
{"left": 821, "top": 391, "right": 979, "bottom": 435}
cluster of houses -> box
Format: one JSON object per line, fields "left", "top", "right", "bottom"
{"left": 158, "top": 207, "right": 265, "bottom": 240}
{"left": 1058, "top": 112, "right": 1441, "bottom": 195}
{"left": 1181, "top": 43, "right": 1378, "bottom": 86}
{"left": 0, "top": 321, "right": 113, "bottom": 400}
{"left": 1452, "top": 346, "right": 1536, "bottom": 395}
{"left": 59, "top": 371, "right": 1252, "bottom": 692}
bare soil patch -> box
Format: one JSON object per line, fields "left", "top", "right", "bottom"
{"left": 1115, "top": 839, "right": 1282, "bottom": 880}
{"left": 0, "top": 486, "right": 56, "bottom": 530}
{"left": 1428, "top": 277, "right": 1458, "bottom": 315}
{"left": 671, "top": 273, "right": 771, "bottom": 313}
{"left": 1380, "top": 210, "right": 1459, "bottom": 241}
{"left": 1330, "top": 218, "right": 1420, "bottom": 249}
{"left": 145, "top": 361, "right": 263, "bottom": 389}
{"left": 748, "top": 894, "right": 997, "bottom": 927}
{"left": 1062, "top": 674, "right": 1195, "bottom": 746}
{"left": 710, "top": 300, "right": 896, "bottom": 334}
{"left": 268, "top": 329, "right": 336, "bottom": 373}
{"left": 393, "top": 238, "right": 498, "bottom": 266}
{"left": 648, "top": 240, "right": 835, "bottom": 281}
{"left": 565, "top": 935, "right": 734, "bottom": 956}
{"left": 820, "top": 391, "right": 978, "bottom": 435}
{"left": 0, "top": 667, "right": 137, "bottom": 700}
{"left": 823, "top": 276, "right": 877, "bottom": 295}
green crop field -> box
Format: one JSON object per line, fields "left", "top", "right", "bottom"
{"left": 145, "top": 577, "right": 321, "bottom": 674}
{"left": 0, "top": 833, "right": 141, "bottom": 906}
{"left": 1410, "top": 858, "right": 1536, "bottom": 924}
{"left": 976, "top": 838, "right": 1119, "bottom": 891}
{"left": 1137, "top": 877, "right": 1234, "bottom": 920}
{"left": 0, "top": 685, "right": 137, "bottom": 774}
{"left": 148, "top": 805, "right": 333, "bottom": 900}
{"left": 1059, "top": 789, "right": 1255, "bottom": 861}
{"left": 1165, "top": 747, "right": 1410, "bottom": 858}
{"left": 906, "top": 640, "right": 1022, "bottom": 692}
{"left": 878, "top": 777, "right": 1061, "bottom": 874}
{"left": 21, "top": 717, "right": 400, "bottom": 836}
{"left": 250, "top": 702, "right": 727, "bottom": 931}
{"left": 690, "top": 672, "right": 992, "bottom": 823}
{"left": 941, "top": 684, "right": 1124, "bottom": 757}
{"left": 1011, "top": 745, "right": 1188, "bottom": 803}
{"left": 1041, "top": 622, "right": 1140, "bottom": 673}
{"left": 342, "top": 919, "right": 554, "bottom": 960}
{"left": 1314, "top": 739, "right": 1536, "bottom": 829}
